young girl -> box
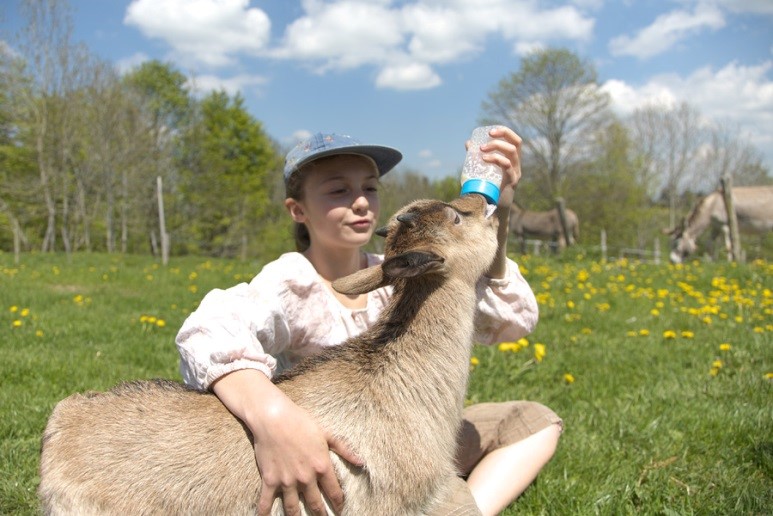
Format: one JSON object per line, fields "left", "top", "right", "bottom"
{"left": 176, "top": 128, "right": 562, "bottom": 516}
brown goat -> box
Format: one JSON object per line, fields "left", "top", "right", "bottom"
{"left": 38, "top": 194, "right": 499, "bottom": 515}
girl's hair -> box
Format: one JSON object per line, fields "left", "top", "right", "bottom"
{"left": 285, "top": 164, "right": 311, "bottom": 252}
{"left": 285, "top": 154, "right": 379, "bottom": 253}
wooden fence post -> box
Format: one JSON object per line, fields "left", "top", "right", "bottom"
{"left": 555, "top": 197, "right": 572, "bottom": 249}
{"left": 600, "top": 229, "right": 607, "bottom": 263}
{"left": 719, "top": 176, "right": 742, "bottom": 262}
{"left": 157, "top": 176, "right": 169, "bottom": 266}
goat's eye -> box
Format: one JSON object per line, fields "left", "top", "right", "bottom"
{"left": 454, "top": 212, "right": 461, "bottom": 225}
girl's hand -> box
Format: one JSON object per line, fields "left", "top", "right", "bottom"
{"left": 466, "top": 125, "right": 523, "bottom": 193}
{"left": 252, "top": 395, "right": 362, "bottom": 516}
{"left": 212, "top": 369, "right": 363, "bottom": 516}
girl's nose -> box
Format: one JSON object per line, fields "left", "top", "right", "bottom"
{"left": 352, "top": 192, "right": 369, "bottom": 211}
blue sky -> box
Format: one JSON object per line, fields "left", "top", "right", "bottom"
{"left": 2, "top": 0, "right": 772, "bottom": 180}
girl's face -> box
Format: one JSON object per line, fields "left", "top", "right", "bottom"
{"left": 286, "top": 154, "right": 380, "bottom": 252}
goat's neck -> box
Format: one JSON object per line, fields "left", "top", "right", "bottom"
{"left": 375, "top": 275, "right": 478, "bottom": 356}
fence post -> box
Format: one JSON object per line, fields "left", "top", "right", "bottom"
{"left": 555, "top": 197, "right": 572, "bottom": 249}
{"left": 157, "top": 176, "right": 169, "bottom": 266}
{"left": 719, "top": 176, "right": 742, "bottom": 262}
{"left": 600, "top": 229, "right": 607, "bottom": 263}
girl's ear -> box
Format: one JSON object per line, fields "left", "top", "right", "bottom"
{"left": 285, "top": 198, "right": 306, "bottom": 223}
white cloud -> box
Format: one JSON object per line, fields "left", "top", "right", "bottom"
{"left": 124, "top": 0, "right": 271, "bottom": 67}
{"left": 609, "top": 4, "right": 725, "bottom": 59}
{"left": 186, "top": 73, "right": 268, "bottom": 96}
{"left": 375, "top": 62, "right": 441, "bottom": 90}
{"left": 603, "top": 60, "right": 773, "bottom": 159}
{"left": 270, "top": 0, "right": 594, "bottom": 90}
{"left": 115, "top": 52, "right": 150, "bottom": 74}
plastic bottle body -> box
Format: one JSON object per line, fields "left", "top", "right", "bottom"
{"left": 460, "top": 126, "right": 502, "bottom": 204}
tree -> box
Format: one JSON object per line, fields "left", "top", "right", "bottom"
{"left": 481, "top": 48, "right": 611, "bottom": 202}
{"left": 628, "top": 102, "right": 703, "bottom": 227}
{"left": 177, "top": 91, "right": 279, "bottom": 258}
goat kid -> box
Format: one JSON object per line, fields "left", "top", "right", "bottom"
{"left": 38, "top": 194, "right": 499, "bottom": 515}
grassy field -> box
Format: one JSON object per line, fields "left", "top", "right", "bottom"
{"left": 1, "top": 251, "right": 771, "bottom": 514}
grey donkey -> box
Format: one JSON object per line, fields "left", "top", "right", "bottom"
{"left": 38, "top": 193, "right": 500, "bottom": 515}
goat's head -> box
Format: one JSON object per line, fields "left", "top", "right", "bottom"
{"left": 333, "top": 194, "right": 499, "bottom": 295}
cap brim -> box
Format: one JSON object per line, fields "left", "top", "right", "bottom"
{"left": 291, "top": 144, "right": 402, "bottom": 178}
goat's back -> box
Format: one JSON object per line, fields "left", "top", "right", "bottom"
{"left": 39, "top": 380, "right": 262, "bottom": 515}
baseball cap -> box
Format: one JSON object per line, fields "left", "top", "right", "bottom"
{"left": 283, "top": 132, "right": 403, "bottom": 182}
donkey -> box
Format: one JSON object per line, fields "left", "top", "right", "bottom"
{"left": 38, "top": 194, "right": 500, "bottom": 515}
{"left": 665, "top": 185, "right": 773, "bottom": 263}
{"left": 509, "top": 203, "right": 579, "bottom": 254}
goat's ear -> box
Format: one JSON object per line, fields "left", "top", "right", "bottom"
{"left": 332, "top": 266, "right": 387, "bottom": 295}
{"left": 382, "top": 251, "right": 444, "bottom": 279}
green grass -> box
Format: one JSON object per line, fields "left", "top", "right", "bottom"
{"left": 1, "top": 251, "right": 771, "bottom": 514}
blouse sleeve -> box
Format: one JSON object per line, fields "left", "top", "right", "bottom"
{"left": 473, "top": 258, "right": 539, "bottom": 345}
{"left": 175, "top": 278, "right": 291, "bottom": 391}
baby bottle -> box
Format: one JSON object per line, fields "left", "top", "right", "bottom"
{"left": 460, "top": 126, "right": 502, "bottom": 204}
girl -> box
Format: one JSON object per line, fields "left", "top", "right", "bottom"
{"left": 176, "top": 128, "right": 561, "bottom": 516}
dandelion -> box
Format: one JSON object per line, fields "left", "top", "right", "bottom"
{"left": 12, "top": 320, "right": 22, "bottom": 328}
{"left": 663, "top": 330, "right": 677, "bottom": 339}
{"left": 9, "top": 305, "right": 18, "bottom": 313}
{"left": 712, "top": 359, "right": 723, "bottom": 369}
{"left": 581, "top": 327, "right": 592, "bottom": 335}
{"left": 681, "top": 330, "right": 695, "bottom": 339}
{"left": 155, "top": 319, "right": 166, "bottom": 328}
{"left": 534, "top": 343, "right": 546, "bottom": 363}
{"left": 566, "top": 300, "right": 575, "bottom": 309}
{"left": 719, "top": 343, "right": 731, "bottom": 351}
{"left": 470, "top": 356, "right": 480, "bottom": 367}
{"left": 735, "top": 315, "right": 744, "bottom": 323}
{"left": 73, "top": 295, "right": 84, "bottom": 305}
{"left": 20, "top": 308, "right": 30, "bottom": 317}
{"left": 188, "top": 285, "right": 198, "bottom": 294}
{"left": 650, "top": 308, "right": 660, "bottom": 316}
{"left": 626, "top": 330, "right": 637, "bottom": 337}
{"left": 766, "top": 372, "right": 773, "bottom": 380}
{"left": 563, "top": 373, "right": 575, "bottom": 384}
{"left": 753, "top": 327, "right": 764, "bottom": 333}
{"left": 639, "top": 329, "right": 650, "bottom": 336}
{"left": 35, "top": 330, "right": 44, "bottom": 337}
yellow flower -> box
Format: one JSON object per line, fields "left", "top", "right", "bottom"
{"left": 719, "top": 343, "right": 731, "bottom": 351}
{"left": 20, "top": 308, "right": 30, "bottom": 317}
{"left": 735, "top": 315, "right": 744, "bottom": 323}
{"left": 188, "top": 285, "right": 198, "bottom": 294}
{"left": 12, "top": 320, "right": 22, "bottom": 328}
{"left": 766, "top": 372, "right": 773, "bottom": 380}
{"left": 73, "top": 294, "right": 84, "bottom": 305}
{"left": 9, "top": 305, "right": 18, "bottom": 313}
{"left": 498, "top": 342, "right": 521, "bottom": 352}
{"left": 650, "top": 308, "right": 660, "bottom": 316}
{"left": 681, "top": 330, "right": 695, "bottom": 339}
{"left": 663, "top": 330, "right": 677, "bottom": 339}
{"left": 470, "top": 356, "right": 480, "bottom": 366}
{"left": 566, "top": 300, "right": 575, "bottom": 309}
{"left": 626, "top": 330, "right": 637, "bottom": 337}
{"left": 563, "top": 373, "right": 575, "bottom": 384}
{"left": 581, "top": 327, "right": 592, "bottom": 335}
{"left": 753, "top": 327, "right": 764, "bottom": 333}
{"left": 712, "top": 359, "right": 723, "bottom": 369}
{"left": 709, "top": 367, "right": 720, "bottom": 377}
{"left": 639, "top": 329, "right": 650, "bottom": 336}
{"left": 35, "top": 330, "right": 44, "bottom": 337}
{"left": 155, "top": 319, "right": 166, "bottom": 328}
{"left": 534, "top": 343, "right": 546, "bottom": 363}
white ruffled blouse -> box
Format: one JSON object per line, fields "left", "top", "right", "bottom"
{"left": 176, "top": 252, "right": 538, "bottom": 390}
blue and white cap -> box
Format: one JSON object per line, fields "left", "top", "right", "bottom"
{"left": 284, "top": 133, "right": 402, "bottom": 182}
